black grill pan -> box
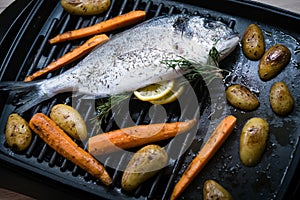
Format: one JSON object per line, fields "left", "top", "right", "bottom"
{"left": 0, "top": 0, "right": 300, "bottom": 199}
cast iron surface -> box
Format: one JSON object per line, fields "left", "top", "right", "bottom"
{"left": 0, "top": 0, "right": 300, "bottom": 199}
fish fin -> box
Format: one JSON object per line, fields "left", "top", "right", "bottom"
{"left": 0, "top": 81, "right": 52, "bottom": 114}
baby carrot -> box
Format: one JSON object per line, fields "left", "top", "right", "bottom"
{"left": 49, "top": 10, "right": 146, "bottom": 44}
{"left": 170, "top": 115, "right": 237, "bottom": 200}
{"left": 88, "top": 119, "right": 196, "bottom": 156}
{"left": 29, "top": 113, "right": 112, "bottom": 186}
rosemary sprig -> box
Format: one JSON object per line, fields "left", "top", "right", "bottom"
{"left": 161, "top": 57, "right": 224, "bottom": 85}
{"left": 95, "top": 93, "right": 131, "bottom": 124}
{"left": 208, "top": 46, "right": 221, "bottom": 67}
{"left": 95, "top": 47, "right": 224, "bottom": 125}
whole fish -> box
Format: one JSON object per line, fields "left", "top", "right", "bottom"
{"left": 0, "top": 14, "right": 239, "bottom": 113}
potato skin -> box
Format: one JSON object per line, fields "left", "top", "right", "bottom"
{"left": 240, "top": 118, "right": 269, "bottom": 166}
{"left": 203, "top": 180, "right": 233, "bottom": 200}
{"left": 258, "top": 44, "right": 291, "bottom": 81}
{"left": 50, "top": 104, "right": 88, "bottom": 141}
{"left": 226, "top": 84, "right": 259, "bottom": 111}
{"left": 121, "top": 144, "right": 168, "bottom": 191}
{"left": 61, "top": 0, "right": 111, "bottom": 16}
{"left": 242, "top": 24, "right": 265, "bottom": 60}
{"left": 5, "top": 113, "right": 32, "bottom": 151}
{"left": 270, "top": 82, "right": 294, "bottom": 116}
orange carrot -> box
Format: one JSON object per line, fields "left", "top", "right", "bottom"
{"left": 24, "top": 34, "right": 109, "bottom": 82}
{"left": 29, "top": 113, "right": 112, "bottom": 186}
{"left": 88, "top": 119, "right": 196, "bottom": 156}
{"left": 170, "top": 115, "right": 237, "bottom": 200}
{"left": 49, "top": 10, "right": 146, "bottom": 44}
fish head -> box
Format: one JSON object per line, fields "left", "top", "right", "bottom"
{"left": 171, "top": 15, "right": 240, "bottom": 63}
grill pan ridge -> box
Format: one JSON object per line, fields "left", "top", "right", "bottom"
{"left": 0, "top": 0, "right": 300, "bottom": 199}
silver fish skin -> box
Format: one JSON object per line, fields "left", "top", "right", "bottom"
{"left": 0, "top": 14, "right": 239, "bottom": 113}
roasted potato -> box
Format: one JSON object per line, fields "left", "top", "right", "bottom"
{"left": 121, "top": 144, "right": 168, "bottom": 191}
{"left": 258, "top": 44, "right": 291, "bottom": 81}
{"left": 5, "top": 113, "right": 32, "bottom": 151}
{"left": 203, "top": 180, "right": 233, "bottom": 200}
{"left": 61, "top": 0, "right": 111, "bottom": 16}
{"left": 50, "top": 104, "right": 88, "bottom": 141}
{"left": 226, "top": 84, "right": 259, "bottom": 111}
{"left": 242, "top": 24, "right": 265, "bottom": 60}
{"left": 240, "top": 117, "right": 269, "bottom": 166}
{"left": 270, "top": 82, "right": 294, "bottom": 116}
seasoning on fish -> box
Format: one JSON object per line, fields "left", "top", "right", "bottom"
{"left": 0, "top": 14, "right": 239, "bottom": 113}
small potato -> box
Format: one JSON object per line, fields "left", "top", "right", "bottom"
{"left": 121, "top": 144, "right": 168, "bottom": 191}
{"left": 226, "top": 84, "right": 259, "bottom": 111}
{"left": 240, "top": 118, "right": 269, "bottom": 166}
{"left": 61, "top": 0, "right": 111, "bottom": 16}
{"left": 50, "top": 104, "right": 87, "bottom": 141}
{"left": 242, "top": 24, "right": 265, "bottom": 60}
{"left": 270, "top": 82, "right": 294, "bottom": 116}
{"left": 258, "top": 44, "right": 291, "bottom": 81}
{"left": 5, "top": 113, "right": 32, "bottom": 151}
{"left": 203, "top": 180, "right": 233, "bottom": 200}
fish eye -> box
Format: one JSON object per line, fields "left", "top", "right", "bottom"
{"left": 173, "top": 16, "right": 189, "bottom": 32}
{"left": 203, "top": 19, "right": 217, "bottom": 29}
{"left": 173, "top": 43, "right": 179, "bottom": 50}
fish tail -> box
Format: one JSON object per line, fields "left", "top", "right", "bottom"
{"left": 0, "top": 81, "right": 52, "bottom": 113}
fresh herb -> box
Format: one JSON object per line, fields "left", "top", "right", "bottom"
{"left": 95, "top": 93, "right": 131, "bottom": 124}
{"left": 208, "top": 46, "right": 221, "bottom": 67}
{"left": 161, "top": 58, "right": 224, "bottom": 86}
{"left": 95, "top": 47, "right": 225, "bottom": 125}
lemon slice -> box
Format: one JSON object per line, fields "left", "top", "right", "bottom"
{"left": 150, "top": 85, "right": 184, "bottom": 105}
{"left": 134, "top": 80, "right": 175, "bottom": 101}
